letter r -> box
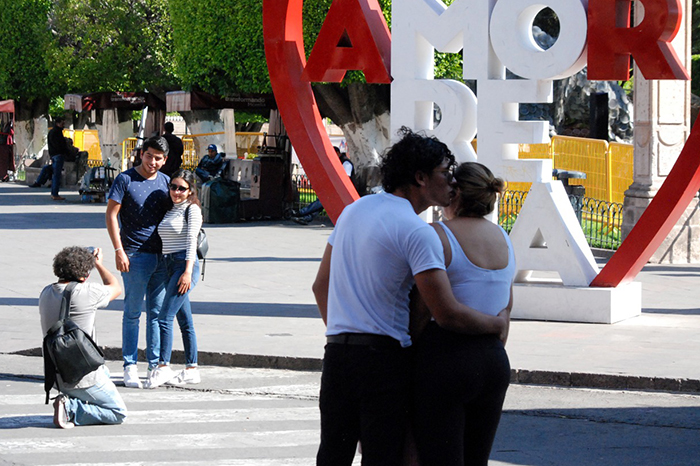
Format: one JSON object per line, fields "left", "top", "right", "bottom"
{"left": 587, "top": 0, "right": 689, "bottom": 80}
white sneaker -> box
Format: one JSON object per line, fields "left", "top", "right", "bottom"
{"left": 123, "top": 365, "right": 142, "bottom": 389}
{"left": 166, "top": 367, "right": 201, "bottom": 386}
{"left": 145, "top": 365, "right": 177, "bottom": 389}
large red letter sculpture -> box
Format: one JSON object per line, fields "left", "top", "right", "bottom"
{"left": 263, "top": 0, "right": 360, "bottom": 222}
{"left": 302, "top": 0, "right": 391, "bottom": 83}
{"left": 588, "top": 0, "right": 688, "bottom": 80}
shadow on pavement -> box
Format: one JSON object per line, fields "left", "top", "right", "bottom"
{"left": 0, "top": 212, "right": 106, "bottom": 230}
{"left": 493, "top": 406, "right": 700, "bottom": 466}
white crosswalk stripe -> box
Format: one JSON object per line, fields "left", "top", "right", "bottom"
{"left": 0, "top": 365, "right": 363, "bottom": 465}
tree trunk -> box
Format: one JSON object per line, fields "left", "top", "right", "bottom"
{"left": 313, "top": 82, "right": 391, "bottom": 194}
{"left": 14, "top": 98, "right": 49, "bottom": 168}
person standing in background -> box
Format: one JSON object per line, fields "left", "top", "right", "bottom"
{"left": 47, "top": 116, "right": 69, "bottom": 200}
{"left": 161, "top": 122, "right": 184, "bottom": 178}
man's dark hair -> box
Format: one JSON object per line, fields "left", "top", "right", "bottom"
{"left": 54, "top": 116, "right": 65, "bottom": 124}
{"left": 142, "top": 136, "right": 169, "bottom": 156}
{"left": 380, "top": 126, "right": 455, "bottom": 193}
{"left": 164, "top": 121, "right": 174, "bottom": 133}
{"left": 53, "top": 247, "right": 95, "bottom": 282}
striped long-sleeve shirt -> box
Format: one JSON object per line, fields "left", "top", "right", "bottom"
{"left": 158, "top": 201, "right": 203, "bottom": 261}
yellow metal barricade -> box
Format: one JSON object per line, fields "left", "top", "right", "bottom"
{"left": 121, "top": 137, "right": 138, "bottom": 171}
{"left": 182, "top": 138, "right": 197, "bottom": 170}
{"left": 550, "top": 136, "right": 610, "bottom": 201}
{"left": 607, "top": 142, "right": 634, "bottom": 204}
{"left": 236, "top": 132, "right": 265, "bottom": 158}
{"left": 65, "top": 129, "right": 103, "bottom": 166}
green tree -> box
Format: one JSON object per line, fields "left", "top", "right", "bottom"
{"left": 48, "top": 0, "right": 176, "bottom": 94}
{"left": 0, "top": 0, "right": 56, "bottom": 120}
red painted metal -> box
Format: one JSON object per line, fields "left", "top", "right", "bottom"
{"left": 263, "top": 0, "right": 359, "bottom": 223}
{"left": 587, "top": 0, "right": 688, "bottom": 80}
{"left": 263, "top": 0, "right": 391, "bottom": 222}
{"left": 591, "top": 119, "right": 700, "bottom": 287}
{"left": 302, "top": 0, "right": 391, "bottom": 83}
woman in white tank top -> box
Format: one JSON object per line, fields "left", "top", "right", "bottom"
{"left": 411, "top": 162, "right": 515, "bottom": 466}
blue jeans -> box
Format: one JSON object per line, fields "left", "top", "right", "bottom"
{"left": 61, "top": 367, "right": 127, "bottom": 425}
{"left": 50, "top": 155, "right": 64, "bottom": 197}
{"left": 195, "top": 168, "right": 212, "bottom": 183}
{"left": 158, "top": 251, "right": 199, "bottom": 365}
{"left": 121, "top": 252, "right": 167, "bottom": 369}
{"left": 34, "top": 164, "right": 54, "bottom": 186}
{"left": 297, "top": 199, "right": 324, "bottom": 222}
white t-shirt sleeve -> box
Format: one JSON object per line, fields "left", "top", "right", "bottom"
{"left": 343, "top": 161, "right": 353, "bottom": 177}
{"left": 404, "top": 224, "right": 446, "bottom": 275}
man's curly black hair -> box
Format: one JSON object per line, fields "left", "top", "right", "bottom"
{"left": 53, "top": 246, "right": 95, "bottom": 282}
{"left": 380, "top": 126, "right": 455, "bottom": 193}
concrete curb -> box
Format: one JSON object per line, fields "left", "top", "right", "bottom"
{"left": 14, "top": 347, "right": 700, "bottom": 394}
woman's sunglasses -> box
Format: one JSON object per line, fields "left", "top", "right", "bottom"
{"left": 169, "top": 184, "right": 189, "bottom": 193}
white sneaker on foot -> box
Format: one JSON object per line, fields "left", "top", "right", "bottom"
{"left": 123, "top": 365, "right": 142, "bottom": 389}
{"left": 145, "top": 365, "right": 177, "bottom": 389}
{"left": 166, "top": 367, "right": 201, "bottom": 385}
{"left": 53, "top": 395, "right": 74, "bottom": 429}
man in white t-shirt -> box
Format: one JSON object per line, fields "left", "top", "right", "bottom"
{"left": 312, "top": 127, "right": 508, "bottom": 465}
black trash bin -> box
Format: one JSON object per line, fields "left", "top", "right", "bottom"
{"left": 201, "top": 177, "right": 241, "bottom": 224}
{"left": 552, "top": 169, "right": 586, "bottom": 222}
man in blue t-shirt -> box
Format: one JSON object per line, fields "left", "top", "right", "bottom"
{"left": 106, "top": 137, "right": 171, "bottom": 389}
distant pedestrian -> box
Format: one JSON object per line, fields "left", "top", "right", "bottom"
{"left": 161, "top": 122, "right": 184, "bottom": 178}
{"left": 411, "top": 162, "right": 515, "bottom": 466}
{"left": 106, "top": 136, "right": 171, "bottom": 389}
{"left": 312, "top": 128, "right": 508, "bottom": 465}
{"left": 39, "top": 246, "right": 125, "bottom": 428}
{"left": 34, "top": 117, "right": 69, "bottom": 200}
{"left": 30, "top": 137, "right": 81, "bottom": 189}
{"left": 147, "top": 169, "right": 202, "bottom": 388}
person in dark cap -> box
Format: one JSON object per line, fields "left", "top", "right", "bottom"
{"left": 195, "top": 144, "right": 224, "bottom": 183}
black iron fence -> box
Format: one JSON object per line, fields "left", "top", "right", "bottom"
{"left": 291, "top": 172, "right": 328, "bottom": 217}
{"left": 292, "top": 175, "right": 623, "bottom": 249}
{"left": 498, "top": 190, "right": 623, "bottom": 250}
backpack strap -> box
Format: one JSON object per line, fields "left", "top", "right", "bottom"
{"left": 43, "top": 337, "right": 56, "bottom": 404}
{"left": 57, "top": 282, "right": 78, "bottom": 322}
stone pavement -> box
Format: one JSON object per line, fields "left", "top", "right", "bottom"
{"left": 2, "top": 353, "right": 699, "bottom": 466}
{"left": 1, "top": 182, "right": 699, "bottom": 392}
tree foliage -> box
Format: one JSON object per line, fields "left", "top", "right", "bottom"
{"left": 48, "top": 0, "right": 175, "bottom": 94}
{"left": 169, "top": 0, "right": 270, "bottom": 95}
{"left": 0, "top": 0, "right": 56, "bottom": 103}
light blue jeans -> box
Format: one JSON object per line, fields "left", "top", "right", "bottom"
{"left": 61, "top": 367, "right": 127, "bottom": 425}
{"left": 159, "top": 251, "right": 199, "bottom": 366}
{"left": 121, "top": 251, "right": 167, "bottom": 369}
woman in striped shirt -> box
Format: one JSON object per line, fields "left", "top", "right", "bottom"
{"left": 148, "top": 169, "right": 203, "bottom": 388}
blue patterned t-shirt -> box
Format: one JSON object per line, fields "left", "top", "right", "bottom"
{"left": 108, "top": 168, "right": 171, "bottom": 254}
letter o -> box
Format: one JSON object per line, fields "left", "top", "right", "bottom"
{"left": 490, "top": 0, "right": 588, "bottom": 80}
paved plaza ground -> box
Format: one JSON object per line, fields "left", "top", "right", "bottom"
{"left": 1, "top": 182, "right": 699, "bottom": 464}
